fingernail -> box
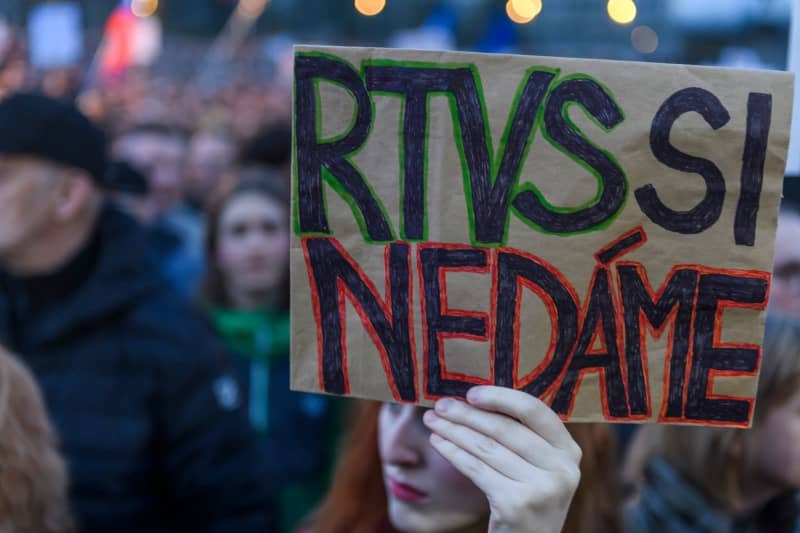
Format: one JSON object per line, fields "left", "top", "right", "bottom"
{"left": 423, "top": 410, "right": 438, "bottom": 425}
{"left": 430, "top": 433, "right": 444, "bottom": 445}
{"left": 435, "top": 398, "right": 453, "bottom": 413}
{"left": 467, "top": 387, "right": 483, "bottom": 402}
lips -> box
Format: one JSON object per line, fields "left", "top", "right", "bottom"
{"left": 244, "top": 256, "right": 269, "bottom": 271}
{"left": 387, "top": 478, "right": 428, "bottom": 502}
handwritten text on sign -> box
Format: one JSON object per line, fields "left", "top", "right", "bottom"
{"left": 290, "top": 46, "right": 793, "bottom": 426}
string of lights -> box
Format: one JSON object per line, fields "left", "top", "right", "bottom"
{"left": 126, "top": 0, "right": 659, "bottom": 55}
{"left": 353, "top": 0, "right": 640, "bottom": 26}
{"left": 351, "top": 0, "right": 655, "bottom": 54}
{"left": 129, "top": 0, "right": 643, "bottom": 29}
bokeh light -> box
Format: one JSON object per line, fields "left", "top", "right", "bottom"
{"left": 506, "top": 0, "right": 542, "bottom": 24}
{"left": 607, "top": 0, "right": 636, "bottom": 25}
{"left": 510, "top": 0, "right": 542, "bottom": 20}
{"left": 631, "top": 25, "right": 658, "bottom": 53}
{"left": 131, "top": 0, "right": 159, "bottom": 18}
{"left": 355, "top": 0, "right": 386, "bottom": 17}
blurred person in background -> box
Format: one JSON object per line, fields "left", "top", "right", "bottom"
{"left": 112, "top": 122, "right": 188, "bottom": 223}
{"left": 622, "top": 314, "right": 800, "bottom": 533}
{"left": 39, "top": 67, "right": 81, "bottom": 101}
{"left": 770, "top": 207, "right": 800, "bottom": 317}
{"left": 306, "top": 388, "right": 618, "bottom": 533}
{"left": 0, "top": 92, "right": 276, "bottom": 533}
{"left": 200, "top": 167, "right": 340, "bottom": 532}
{"left": 239, "top": 121, "right": 292, "bottom": 180}
{"left": 184, "top": 127, "right": 237, "bottom": 212}
{"left": 0, "top": 344, "right": 74, "bottom": 533}
{"left": 113, "top": 122, "right": 205, "bottom": 297}
{"left": 0, "top": 26, "right": 28, "bottom": 98}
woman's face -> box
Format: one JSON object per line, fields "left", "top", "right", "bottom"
{"left": 770, "top": 212, "right": 800, "bottom": 316}
{"left": 748, "top": 386, "right": 800, "bottom": 490}
{"left": 378, "top": 403, "right": 489, "bottom": 533}
{"left": 216, "top": 192, "right": 290, "bottom": 307}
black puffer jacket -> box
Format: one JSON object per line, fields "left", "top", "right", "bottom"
{"left": 0, "top": 204, "right": 276, "bottom": 533}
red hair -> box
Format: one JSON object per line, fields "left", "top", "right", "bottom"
{"left": 309, "top": 401, "right": 619, "bottom": 533}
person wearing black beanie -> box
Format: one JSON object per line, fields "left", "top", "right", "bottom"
{"left": 0, "top": 91, "right": 277, "bottom": 532}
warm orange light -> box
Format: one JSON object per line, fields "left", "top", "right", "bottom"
{"left": 506, "top": 0, "right": 541, "bottom": 24}
{"left": 607, "top": 0, "right": 636, "bottom": 25}
{"left": 355, "top": 0, "right": 386, "bottom": 17}
{"left": 131, "top": 0, "right": 158, "bottom": 18}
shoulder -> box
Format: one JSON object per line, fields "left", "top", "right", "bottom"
{"left": 623, "top": 457, "right": 723, "bottom": 533}
{"left": 117, "top": 293, "right": 251, "bottom": 418}
{"left": 121, "top": 290, "right": 231, "bottom": 373}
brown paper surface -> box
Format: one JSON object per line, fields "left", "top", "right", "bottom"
{"left": 290, "top": 45, "right": 793, "bottom": 426}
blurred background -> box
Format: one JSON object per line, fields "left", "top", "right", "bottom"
{"left": 0, "top": 0, "right": 792, "bottom": 65}
{"left": 0, "top": 0, "right": 792, "bottom": 101}
{"left": 0, "top": 0, "right": 792, "bottom": 174}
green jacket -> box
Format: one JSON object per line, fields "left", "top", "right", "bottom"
{"left": 210, "top": 307, "right": 342, "bottom": 532}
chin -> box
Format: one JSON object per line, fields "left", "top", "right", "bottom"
{"left": 387, "top": 507, "right": 435, "bottom": 533}
{"left": 387, "top": 498, "right": 431, "bottom": 533}
{"left": 387, "top": 499, "right": 481, "bottom": 533}
{"left": 0, "top": 239, "right": 18, "bottom": 260}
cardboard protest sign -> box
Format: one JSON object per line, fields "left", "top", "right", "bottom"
{"left": 290, "top": 45, "right": 793, "bottom": 426}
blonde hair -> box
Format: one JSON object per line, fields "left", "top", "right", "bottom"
{"left": 0, "top": 347, "right": 74, "bottom": 533}
{"left": 623, "top": 314, "right": 800, "bottom": 511}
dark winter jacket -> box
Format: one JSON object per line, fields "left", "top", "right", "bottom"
{"left": 210, "top": 307, "right": 341, "bottom": 531}
{"left": 0, "top": 204, "right": 276, "bottom": 533}
{"left": 625, "top": 456, "right": 800, "bottom": 533}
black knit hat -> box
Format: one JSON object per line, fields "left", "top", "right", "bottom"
{"left": 0, "top": 92, "right": 110, "bottom": 184}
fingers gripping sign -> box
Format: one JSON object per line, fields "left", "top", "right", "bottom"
{"left": 423, "top": 386, "right": 581, "bottom": 533}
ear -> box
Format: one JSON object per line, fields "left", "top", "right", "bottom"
{"left": 52, "top": 172, "right": 98, "bottom": 222}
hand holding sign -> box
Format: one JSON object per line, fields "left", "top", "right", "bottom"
{"left": 423, "top": 386, "right": 581, "bottom": 533}
{"left": 291, "top": 45, "right": 794, "bottom": 427}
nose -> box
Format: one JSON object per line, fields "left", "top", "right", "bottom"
{"left": 153, "top": 166, "right": 179, "bottom": 190}
{"left": 244, "top": 228, "right": 272, "bottom": 250}
{"left": 382, "top": 407, "right": 424, "bottom": 467}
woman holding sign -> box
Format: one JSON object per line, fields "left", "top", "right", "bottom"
{"left": 305, "top": 387, "right": 618, "bottom": 533}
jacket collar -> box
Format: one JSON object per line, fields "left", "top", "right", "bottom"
{"left": 642, "top": 457, "right": 736, "bottom": 532}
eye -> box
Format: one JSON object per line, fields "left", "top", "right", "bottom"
{"left": 414, "top": 407, "right": 431, "bottom": 431}
{"left": 261, "top": 220, "right": 279, "bottom": 234}
{"left": 774, "top": 262, "right": 800, "bottom": 280}
{"left": 229, "top": 223, "right": 248, "bottom": 237}
{"left": 385, "top": 403, "right": 403, "bottom": 416}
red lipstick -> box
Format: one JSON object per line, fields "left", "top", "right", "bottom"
{"left": 388, "top": 479, "right": 428, "bottom": 502}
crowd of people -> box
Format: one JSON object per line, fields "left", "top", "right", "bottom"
{"left": 0, "top": 31, "right": 325, "bottom": 532}
{"left": 0, "top": 22, "right": 799, "bottom": 533}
